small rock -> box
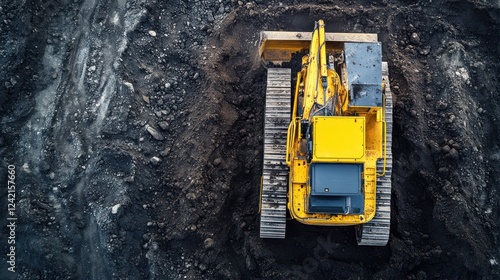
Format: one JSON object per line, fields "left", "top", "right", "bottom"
{"left": 447, "top": 148, "right": 459, "bottom": 159}
{"left": 88, "top": 65, "right": 96, "bottom": 72}
{"left": 410, "top": 109, "right": 417, "bottom": 117}
{"left": 193, "top": 72, "right": 199, "bottom": 79}
{"left": 146, "top": 125, "right": 164, "bottom": 141}
{"left": 150, "top": 156, "right": 161, "bottom": 165}
{"left": 124, "top": 176, "right": 134, "bottom": 182}
{"left": 204, "top": 238, "right": 215, "bottom": 249}
{"left": 477, "top": 107, "right": 484, "bottom": 114}
{"left": 190, "top": 224, "right": 197, "bottom": 231}
{"left": 148, "top": 30, "right": 157, "bottom": 37}
{"left": 142, "top": 234, "right": 150, "bottom": 241}
{"left": 207, "top": 12, "right": 214, "bottom": 22}
{"left": 199, "top": 263, "right": 208, "bottom": 271}
{"left": 431, "top": 246, "right": 443, "bottom": 257}
{"left": 436, "top": 100, "right": 448, "bottom": 110}
{"left": 123, "top": 81, "right": 135, "bottom": 93}
{"left": 160, "top": 147, "right": 171, "bottom": 157}
{"left": 143, "top": 95, "right": 150, "bottom": 103}
{"left": 420, "top": 46, "right": 431, "bottom": 56}
{"left": 442, "top": 181, "right": 454, "bottom": 195}
{"left": 213, "top": 158, "right": 222, "bottom": 166}
{"left": 111, "top": 204, "right": 121, "bottom": 214}
{"left": 441, "top": 145, "right": 451, "bottom": 153}
{"left": 410, "top": 33, "right": 420, "bottom": 45}
{"left": 425, "top": 94, "right": 432, "bottom": 101}
{"left": 165, "top": 82, "right": 171, "bottom": 89}
{"left": 158, "top": 121, "right": 169, "bottom": 130}
{"left": 428, "top": 141, "right": 441, "bottom": 154}
{"left": 438, "top": 167, "right": 449, "bottom": 178}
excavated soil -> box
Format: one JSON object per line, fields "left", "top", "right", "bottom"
{"left": 1, "top": 0, "right": 499, "bottom": 279}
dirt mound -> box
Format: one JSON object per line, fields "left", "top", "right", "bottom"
{"left": 0, "top": 1, "right": 499, "bottom": 279}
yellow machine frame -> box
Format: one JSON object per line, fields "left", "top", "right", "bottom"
{"left": 263, "top": 20, "right": 387, "bottom": 226}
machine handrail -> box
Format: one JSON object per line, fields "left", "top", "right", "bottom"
{"left": 285, "top": 120, "right": 296, "bottom": 166}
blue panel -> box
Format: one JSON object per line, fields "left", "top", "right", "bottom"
{"left": 308, "top": 194, "right": 365, "bottom": 214}
{"left": 310, "top": 164, "right": 362, "bottom": 195}
{"left": 309, "top": 196, "right": 346, "bottom": 214}
{"left": 308, "top": 163, "right": 365, "bottom": 214}
{"left": 344, "top": 42, "right": 382, "bottom": 107}
{"left": 349, "top": 194, "right": 364, "bottom": 214}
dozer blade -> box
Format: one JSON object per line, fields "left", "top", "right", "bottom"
{"left": 259, "top": 31, "right": 378, "bottom": 65}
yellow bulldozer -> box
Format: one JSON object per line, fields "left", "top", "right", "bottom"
{"left": 258, "top": 20, "right": 393, "bottom": 246}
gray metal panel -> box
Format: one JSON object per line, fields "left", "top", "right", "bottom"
{"left": 310, "top": 164, "right": 362, "bottom": 196}
{"left": 345, "top": 42, "right": 382, "bottom": 107}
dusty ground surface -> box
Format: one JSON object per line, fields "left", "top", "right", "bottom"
{"left": 0, "top": 0, "right": 499, "bottom": 279}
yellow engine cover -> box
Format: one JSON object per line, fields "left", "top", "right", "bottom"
{"left": 312, "top": 116, "right": 365, "bottom": 163}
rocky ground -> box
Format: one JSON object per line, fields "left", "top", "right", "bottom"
{"left": 0, "top": 0, "right": 499, "bottom": 279}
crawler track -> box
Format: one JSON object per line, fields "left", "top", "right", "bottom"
{"left": 259, "top": 68, "right": 291, "bottom": 239}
